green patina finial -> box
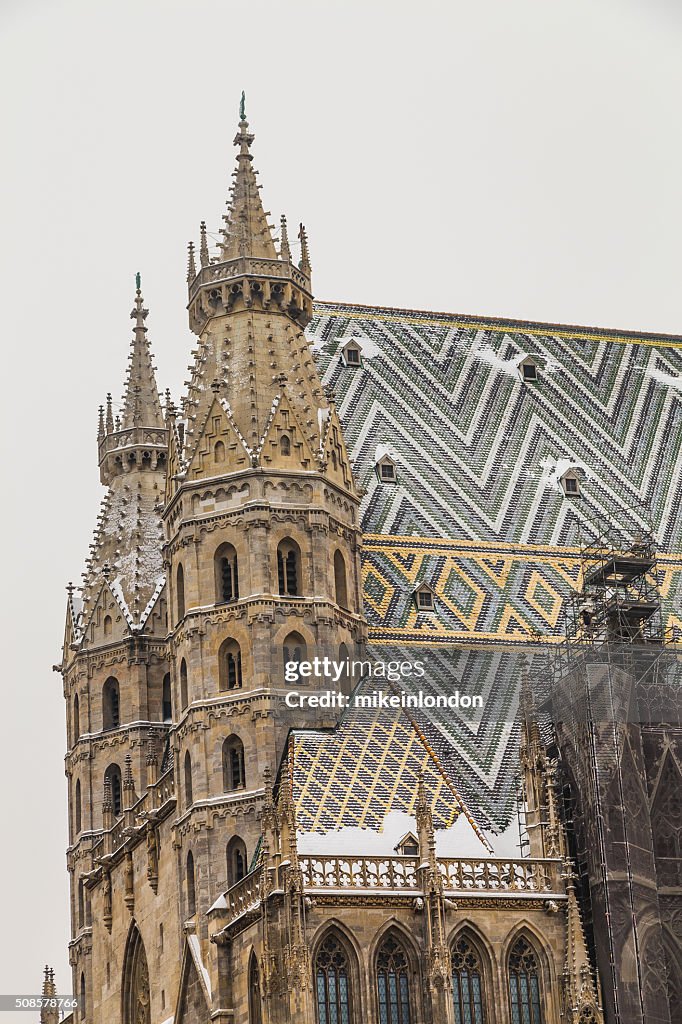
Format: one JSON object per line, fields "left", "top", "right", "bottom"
{"left": 239, "top": 90, "right": 246, "bottom": 121}
{"left": 135, "top": 271, "right": 141, "bottom": 291}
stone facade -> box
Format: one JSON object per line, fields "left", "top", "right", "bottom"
{"left": 50, "top": 104, "right": 681, "bottom": 1024}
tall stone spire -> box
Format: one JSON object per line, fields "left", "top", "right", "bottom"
{"left": 218, "top": 95, "right": 278, "bottom": 261}
{"left": 120, "top": 274, "right": 164, "bottom": 430}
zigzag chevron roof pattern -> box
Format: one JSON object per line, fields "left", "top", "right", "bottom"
{"left": 289, "top": 302, "right": 682, "bottom": 839}
{"left": 311, "top": 303, "right": 682, "bottom": 551}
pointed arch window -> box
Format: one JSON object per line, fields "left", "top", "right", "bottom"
{"left": 122, "top": 925, "right": 151, "bottom": 1024}
{"left": 215, "top": 542, "right": 239, "bottom": 604}
{"left": 103, "top": 614, "right": 113, "bottom": 636}
{"left": 176, "top": 563, "right": 185, "bottom": 620}
{"left": 334, "top": 549, "right": 349, "bottom": 609}
{"left": 214, "top": 440, "right": 226, "bottom": 463}
{"left": 508, "top": 937, "right": 543, "bottom": 1024}
{"left": 249, "top": 952, "right": 263, "bottom": 1024}
{"left": 75, "top": 779, "right": 82, "bottom": 835}
{"left": 162, "top": 673, "right": 172, "bottom": 722}
{"left": 180, "top": 659, "right": 189, "bottom": 710}
{"left": 78, "top": 878, "right": 85, "bottom": 929}
{"left": 376, "top": 935, "right": 412, "bottom": 1024}
{"left": 219, "top": 638, "right": 243, "bottom": 691}
{"left": 283, "top": 631, "right": 307, "bottom": 681}
{"left": 280, "top": 434, "right": 291, "bottom": 457}
{"left": 315, "top": 933, "right": 352, "bottom": 1024}
{"left": 80, "top": 972, "right": 86, "bottom": 1021}
{"left": 452, "top": 935, "right": 486, "bottom": 1024}
{"left": 186, "top": 850, "right": 196, "bottom": 917}
{"left": 227, "top": 836, "right": 247, "bottom": 887}
{"left": 105, "top": 763, "right": 122, "bottom": 817}
{"left": 652, "top": 754, "right": 682, "bottom": 862}
{"left": 223, "top": 735, "right": 246, "bottom": 791}
{"left": 277, "top": 538, "right": 302, "bottom": 597}
{"left": 102, "top": 677, "right": 120, "bottom": 730}
{"left": 184, "top": 751, "right": 193, "bottom": 807}
{"left": 73, "top": 693, "right": 80, "bottom": 742}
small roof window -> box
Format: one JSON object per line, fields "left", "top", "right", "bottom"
{"left": 519, "top": 356, "right": 539, "bottom": 382}
{"left": 560, "top": 469, "right": 583, "bottom": 497}
{"left": 376, "top": 455, "right": 397, "bottom": 483}
{"left": 342, "top": 341, "right": 363, "bottom": 367}
{"left": 394, "top": 831, "right": 419, "bottom": 856}
{"left": 413, "top": 582, "right": 436, "bottom": 612}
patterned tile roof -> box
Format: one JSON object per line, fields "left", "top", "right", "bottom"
{"left": 291, "top": 302, "right": 682, "bottom": 839}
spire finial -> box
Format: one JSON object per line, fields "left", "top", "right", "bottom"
{"left": 218, "top": 105, "right": 278, "bottom": 262}
{"left": 199, "top": 221, "right": 209, "bottom": 268}
{"left": 187, "top": 240, "right": 197, "bottom": 284}
{"left": 105, "top": 392, "right": 114, "bottom": 432}
{"left": 298, "top": 222, "right": 311, "bottom": 275}
{"left": 280, "top": 214, "right": 291, "bottom": 262}
{"left": 239, "top": 90, "right": 246, "bottom": 122}
{"left": 98, "top": 405, "right": 105, "bottom": 440}
{"left": 119, "top": 276, "right": 164, "bottom": 431}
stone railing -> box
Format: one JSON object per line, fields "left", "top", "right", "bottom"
{"left": 224, "top": 868, "right": 262, "bottom": 920}
{"left": 300, "top": 856, "right": 419, "bottom": 890}
{"left": 438, "top": 858, "right": 561, "bottom": 892}
{"left": 298, "top": 856, "right": 563, "bottom": 895}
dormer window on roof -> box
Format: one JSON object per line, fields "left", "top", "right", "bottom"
{"left": 342, "top": 341, "right": 363, "bottom": 367}
{"left": 519, "top": 357, "right": 539, "bottom": 382}
{"left": 394, "top": 832, "right": 419, "bottom": 856}
{"left": 414, "top": 583, "right": 436, "bottom": 612}
{"left": 376, "top": 455, "right": 397, "bottom": 483}
{"left": 561, "top": 470, "right": 582, "bottom": 497}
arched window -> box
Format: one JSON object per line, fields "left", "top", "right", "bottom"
{"left": 177, "top": 563, "right": 185, "bottom": 620}
{"left": 249, "top": 952, "right": 263, "bottom": 1024}
{"left": 277, "top": 539, "right": 301, "bottom": 597}
{"left": 184, "top": 751, "right": 193, "bottom": 807}
{"left": 452, "top": 935, "right": 486, "bottom": 1024}
{"left": 180, "top": 659, "right": 188, "bottom": 710}
{"left": 122, "top": 924, "right": 151, "bottom": 1024}
{"left": 223, "top": 736, "right": 246, "bottom": 791}
{"left": 102, "top": 677, "right": 120, "bottom": 730}
{"left": 508, "top": 937, "right": 543, "bottom": 1024}
{"left": 334, "top": 549, "right": 349, "bottom": 609}
{"left": 215, "top": 543, "right": 239, "bottom": 604}
{"left": 78, "top": 878, "right": 85, "bottom": 928}
{"left": 280, "top": 434, "right": 291, "bottom": 456}
{"left": 652, "top": 754, "right": 682, "bottom": 861}
{"left": 315, "top": 933, "right": 352, "bottom": 1024}
{"left": 219, "top": 638, "right": 243, "bottom": 691}
{"left": 162, "top": 673, "right": 172, "bottom": 722}
{"left": 80, "top": 972, "right": 86, "bottom": 1021}
{"left": 227, "top": 836, "right": 247, "bottom": 887}
{"left": 104, "top": 614, "right": 113, "bottom": 636}
{"left": 75, "top": 779, "right": 82, "bottom": 834}
{"left": 73, "top": 693, "right": 80, "bottom": 741}
{"left": 283, "top": 632, "right": 307, "bottom": 680}
{"left": 376, "top": 934, "right": 412, "bottom": 1024}
{"left": 105, "top": 763, "right": 122, "bottom": 817}
{"left": 338, "top": 643, "right": 352, "bottom": 696}
{"left": 186, "top": 850, "right": 196, "bottom": 917}
{"left": 214, "top": 440, "right": 225, "bottom": 463}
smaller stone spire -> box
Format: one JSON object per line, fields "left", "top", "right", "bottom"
{"left": 97, "top": 405, "right": 105, "bottom": 440}
{"left": 280, "top": 214, "right": 291, "bottom": 262}
{"left": 105, "top": 392, "right": 114, "bottom": 432}
{"left": 40, "top": 966, "right": 59, "bottom": 1024}
{"left": 120, "top": 275, "right": 164, "bottom": 431}
{"left": 298, "top": 222, "right": 311, "bottom": 275}
{"left": 187, "top": 241, "right": 197, "bottom": 283}
{"left": 199, "top": 221, "right": 210, "bottom": 268}
{"left": 123, "top": 753, "right": 136, "bottom": 815}
{"left": 562, "top": 866, "right": 604, "bottom": 1022}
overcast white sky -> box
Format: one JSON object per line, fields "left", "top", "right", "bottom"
{"left": 1, "top": 0, "right": 681, "bottom": 1006}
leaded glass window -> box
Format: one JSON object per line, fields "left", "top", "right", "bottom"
{"left": 452, "top": 936, "right": 485, "bottom": 1023}
{"left": 509, "top": 938, "right": 543, "bottom": 1024}
{"left": 315, "top": 934, "right": 351, "bottom": 1024}
{"left": 376, "top": 935, "right": 411, "bottom": 1024}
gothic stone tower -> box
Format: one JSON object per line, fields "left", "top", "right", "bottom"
{"left": 58, "top": 107, "right": 364, "bottom": 1023}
